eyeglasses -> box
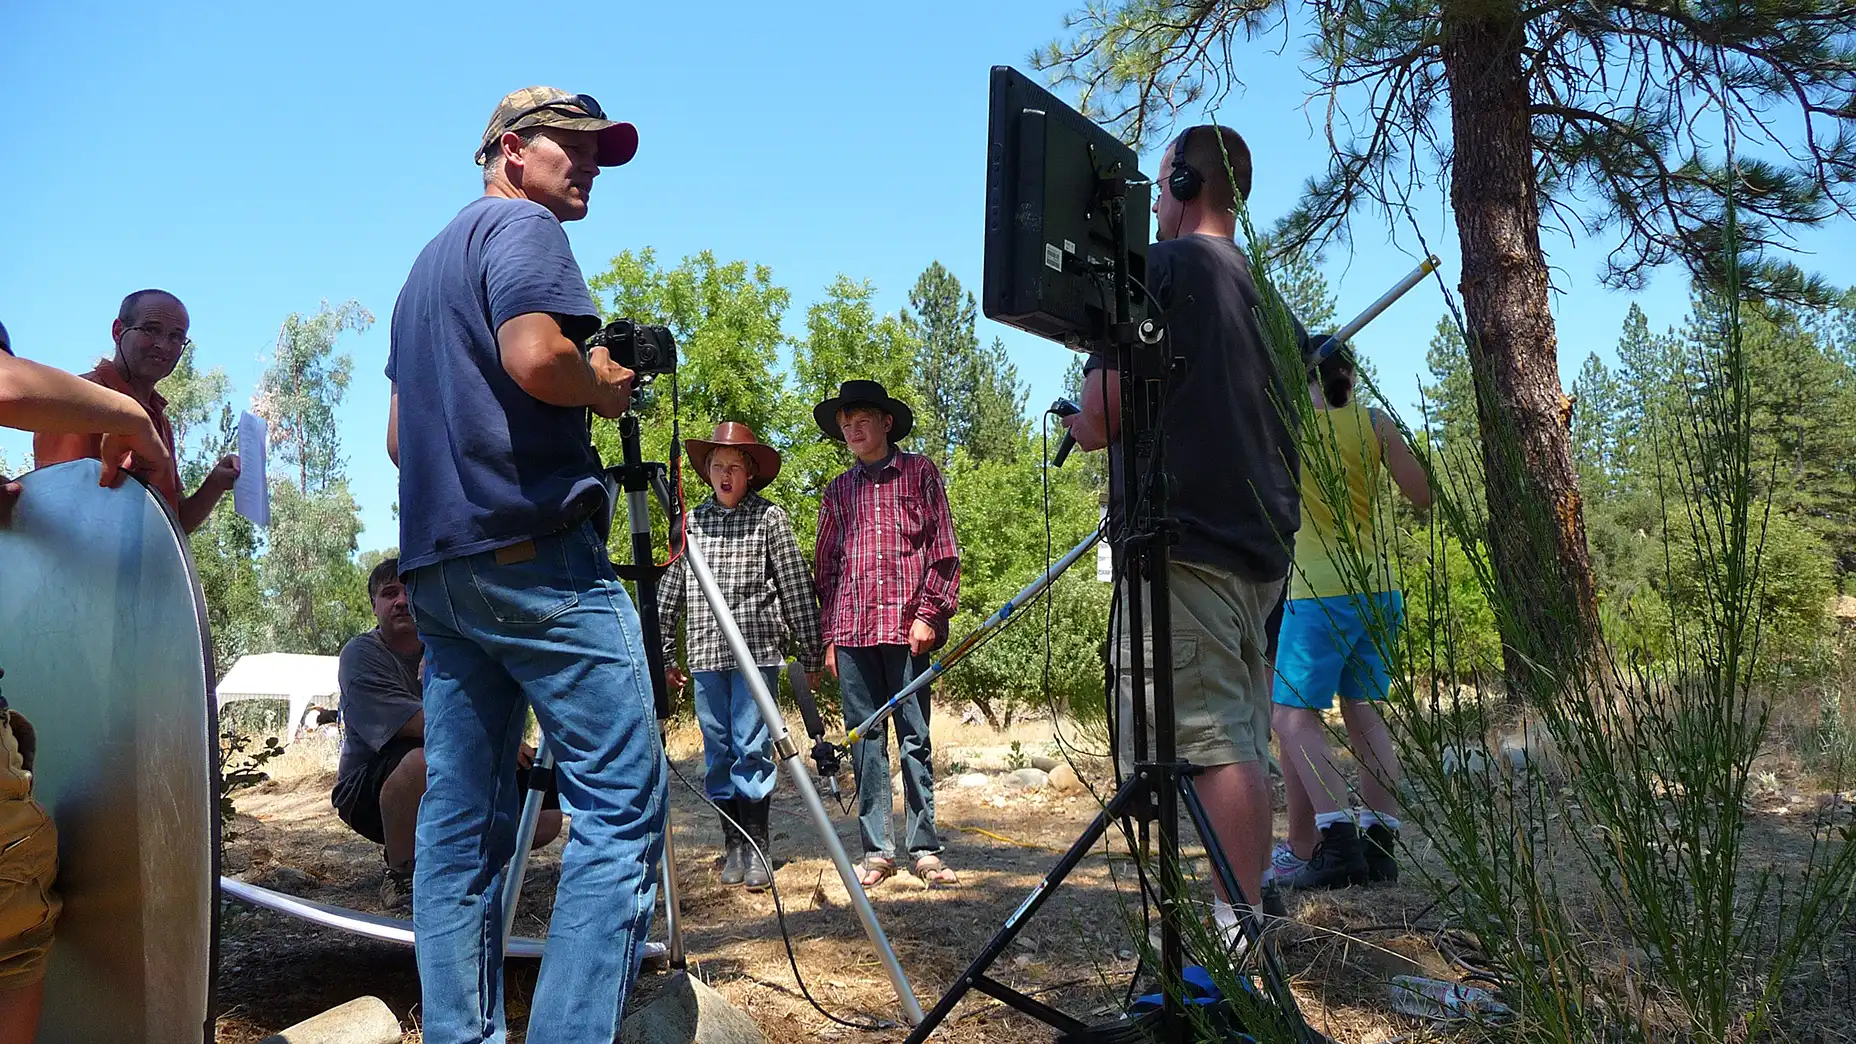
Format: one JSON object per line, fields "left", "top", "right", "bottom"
{"left": 501, "top": 93, "right": 606, "bottom": 132}
{"left": 125, "top": 323, "right": 192, "bottom": 350}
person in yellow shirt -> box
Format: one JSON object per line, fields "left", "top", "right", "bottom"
{"left": 1269, "top": 342, "right": 1431, "bottom": 890}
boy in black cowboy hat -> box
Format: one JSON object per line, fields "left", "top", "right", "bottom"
{"left": 812, "top": 380, "right": 962, "bottom": 888}
{"left": 659, "top": 422, "right": 825, "bottom": 892}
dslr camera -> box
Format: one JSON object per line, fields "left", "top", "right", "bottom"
{"left": 587, "top": 319, "right": 678, "bottom": 378}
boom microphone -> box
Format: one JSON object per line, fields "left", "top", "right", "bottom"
{"left": 785, "top": 661, "right": 842, "bottom": 799}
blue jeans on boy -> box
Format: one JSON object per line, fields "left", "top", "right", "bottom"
{"left": 692, "top": 667, "right": 780, "bottom": 802}
{"left": 406, "top": 521, "right": 666, "bottom": 1044}
{"left": 835, "top": 645, "right": 939, "bottom": 860}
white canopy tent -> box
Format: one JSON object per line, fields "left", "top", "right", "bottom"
{"left": 216, "top": 652, "right": 341, "bottom": 740}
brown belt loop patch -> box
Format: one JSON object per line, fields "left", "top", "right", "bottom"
{"left": 495, "top": 540, "right": 538, "bottom": 566}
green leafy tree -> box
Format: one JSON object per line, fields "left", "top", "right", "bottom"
{"left": 903, "top": 263, "right": 1029, "bottom": 464}
{"left": 588, "top": 248, "right": 792, "bottom": 443}
{"left": 1038, "top": 0, "right": 1856, "bottom": 699}
{"left": 939, "top": 436, "right": 1109, "bottom": 722}
{"left": 1269, "top": 240, "right": 1337, "bottom": 333}
{"left": 255, "top": 301, "right": 369, "bottom": 494}
{"left": 1570, "top": 353, "right": 1623, "bottom": 498}
{"left": 783, "top": 276, "right": 921, "bottom": 549}
{"left": 251, "top": 301, "right": 375, "bottom": 653}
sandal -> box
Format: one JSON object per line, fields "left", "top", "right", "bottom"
{"left": 858, "top": 855, "right": 897, "bottom": 888}
{"left": 913, "top": 854, "right": 959, "bottom": 887}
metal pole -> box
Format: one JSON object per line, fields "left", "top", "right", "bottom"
{"left": 655, "top": 736, "right": 685, "bottom": 968}
{"left": 847, "top": 526, "right": 1102, "bottom": 743}
{"left": 671, "top": 493, "right": 926, "bottom": 1026}
{"left": 1317, "top": 255, "right": 1440, "bottom": 359}
{"left": 499, "top": 743, "right": 552, "bottom": 944}
{"left": 618, "top": 414, "right": 687, "bottom": 968}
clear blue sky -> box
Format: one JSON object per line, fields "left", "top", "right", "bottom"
{"left": 4, "top": 1, "right": 1850, "bottom": 552}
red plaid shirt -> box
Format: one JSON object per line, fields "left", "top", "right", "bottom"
{"left": 814, "top": 449, "right": 961, "bottom": 649}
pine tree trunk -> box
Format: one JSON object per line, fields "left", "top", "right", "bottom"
{"left": 1441, "top": 0, "right": 1601, "bottom": 700}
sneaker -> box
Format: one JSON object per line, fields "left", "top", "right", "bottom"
{"left": 1265, "top": 842, "right": 1306, "bottom": 886}
{"left": 378, "top": 867, "right": 413, "bottom": 912}
{"left": 1279, "top": 822, "right": 1369, "bottom": 890}
{"left": 1364, "top": 823, "right": 1400, "bottom": 884}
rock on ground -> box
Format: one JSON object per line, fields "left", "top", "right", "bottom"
{"left": 257, "top": 996, "right": 401, "bottom": 1044}
{"left": 620, "top": 971, "right": 768, "bottom": 1044}
{"left": 1003, "top": 768, "right": 1050, "bottom": 790}
{"left": 1047, "top": 764, "right": 1083, "bottom": 793}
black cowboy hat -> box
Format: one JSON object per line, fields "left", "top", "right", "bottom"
{"left": 813, "top": 379, "right": 914, "bottom": 443}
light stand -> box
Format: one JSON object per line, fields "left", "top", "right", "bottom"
{"left": 902, "top": 172, "right": 1315, "bottom": 1044}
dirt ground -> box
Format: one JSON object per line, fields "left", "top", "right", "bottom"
{"left": 210, "top": 707, "right": 1855, "bottom": 1043}
{"left": 212, "top": 710, "right": 1469, "bottom": 1044}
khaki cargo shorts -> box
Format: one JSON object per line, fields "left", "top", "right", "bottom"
{"left": 1, "top": 711, "right": 60, "bottom": 990}
{"left": 1114, "top": 562, "right": 1283, "bottom": 770}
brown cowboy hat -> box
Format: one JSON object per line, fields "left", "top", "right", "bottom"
{"left": 685, "top": 422, "right": 782, "bottom": 491}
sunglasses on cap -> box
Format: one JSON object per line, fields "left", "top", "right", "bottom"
{"left": 502, "top": 93, "right": 607, "bottom": 130}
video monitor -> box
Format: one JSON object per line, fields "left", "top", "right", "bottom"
{"left": 982, "top": 66, "right": 1150, "bottom": 350}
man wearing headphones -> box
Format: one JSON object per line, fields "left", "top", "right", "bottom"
{"left": 1063, "top": 125, "right": 1308, "bottom": 946}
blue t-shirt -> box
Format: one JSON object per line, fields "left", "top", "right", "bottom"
{"left": 388, "top": 196, "right": 606, "bottom": 571}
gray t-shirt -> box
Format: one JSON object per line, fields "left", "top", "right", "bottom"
{"left": 1088, "top": 234, "right": 1310, "bottom": 582}
{"left": 335, "top": 629, "right": 423, "bottom": 784}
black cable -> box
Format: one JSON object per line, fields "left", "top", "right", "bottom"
{"left": 662, "top": 757, "right": 895, "bottom": 1032}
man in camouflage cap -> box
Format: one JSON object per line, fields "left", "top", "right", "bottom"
{"left": 475, "top": 86, "right": 639, "bottom": 172}
{"left": 388, "top": 86, "right": 659, "bottom": 1042}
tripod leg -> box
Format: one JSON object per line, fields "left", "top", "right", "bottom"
{"left": 903, "top": 778, "right": 1152, "bottom": 1043}
{"left": 1178, "top": 773, "right": 1317, "bottom": 1044}
{"left": 658, "top": 732, "right": 687, "bottom": 969}
{"left": 500, "top": 739, "right": 553, "bottom": 945}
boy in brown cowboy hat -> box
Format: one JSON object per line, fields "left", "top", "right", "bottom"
{"left": 658, "top": 422, "right": 824, "bottom": 892}
{"left": 813, "top": 380, "right": 962, "bottom": 887}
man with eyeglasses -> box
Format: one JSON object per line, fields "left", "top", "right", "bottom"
{"left": 386, "top": 86, "right": 658, "bottom": 1042}
{"left": 34, "top": 289, "right": 240, "bottom": 533}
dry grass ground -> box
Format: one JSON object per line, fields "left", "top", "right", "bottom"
{"left": 211, "top": 704, "right": 1856, "bottom": 1043}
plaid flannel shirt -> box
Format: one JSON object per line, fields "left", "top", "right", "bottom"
{"left": 658, "top": 493, "right": 826, "bottom": 674}
{"left": 814, "top": 450, "right": 961, "bottom": 649}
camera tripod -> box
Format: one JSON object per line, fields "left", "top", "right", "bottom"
{"left": 499, "top": 411, "right": 926, "bottom": 1025}
{"left": 903, "top": 177, "right": 1316, "bottom": 1044}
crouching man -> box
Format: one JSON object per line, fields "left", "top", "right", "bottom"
{"left": 331, "top": 558, "right": 561, "bottom": 909}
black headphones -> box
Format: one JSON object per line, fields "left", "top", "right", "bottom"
{"left": 1167, "top": 125, "right": 1204, "bottom": 203}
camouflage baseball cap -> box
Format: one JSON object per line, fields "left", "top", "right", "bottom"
{"left": 477, "top": 87, "right": 639, "bottom": 167}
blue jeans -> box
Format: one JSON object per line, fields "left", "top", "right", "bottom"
{"left": 835, "top": 645, "right": 939, "bottom": 860}
{"left": 406, "top": 522, "right": 666, "bottom": 1044}
{"left": 692, "top": 667, "right": 780, "bottom": 803}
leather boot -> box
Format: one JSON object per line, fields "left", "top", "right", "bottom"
{"left": 719, "top": 797, "right": 746, "bottom": 886}
{"left": 741, "top": 796, "right": 772, "bottom": 892}
{"left": 1280, "top": 820, "right": 1370, "bottom": 890}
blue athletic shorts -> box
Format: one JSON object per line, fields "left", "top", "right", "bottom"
{"left": 1271, "top": 592, "right": 1404, "bottom": 710}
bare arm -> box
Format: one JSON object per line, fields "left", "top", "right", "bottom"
{"left": 0, "top": 352, "right": 165, "bottom": 449}
{"left": 393, "top": 708, "right": 425, "bottom": 740}
{"left": 178, "top": 457, "right": 239, "bottom": 534}
{"left": 387, "top": 385, "right": 400, "bottom": 467}
{"left": 1374, "top": 410, "right": 1433, "bottom": 511}
{"left": 497, "top": 313, "right": 635, "bottom": 417}
{"left": 1065, "top": 365, "right": 1122, "bottom": 451}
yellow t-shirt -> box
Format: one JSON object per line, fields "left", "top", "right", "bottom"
{"left": 1290, "top": 402, "right": 1396, "bottom": 599}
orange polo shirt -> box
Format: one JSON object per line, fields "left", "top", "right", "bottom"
{"left": 32, "top": 358, "right": 182, "bottom": 511}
